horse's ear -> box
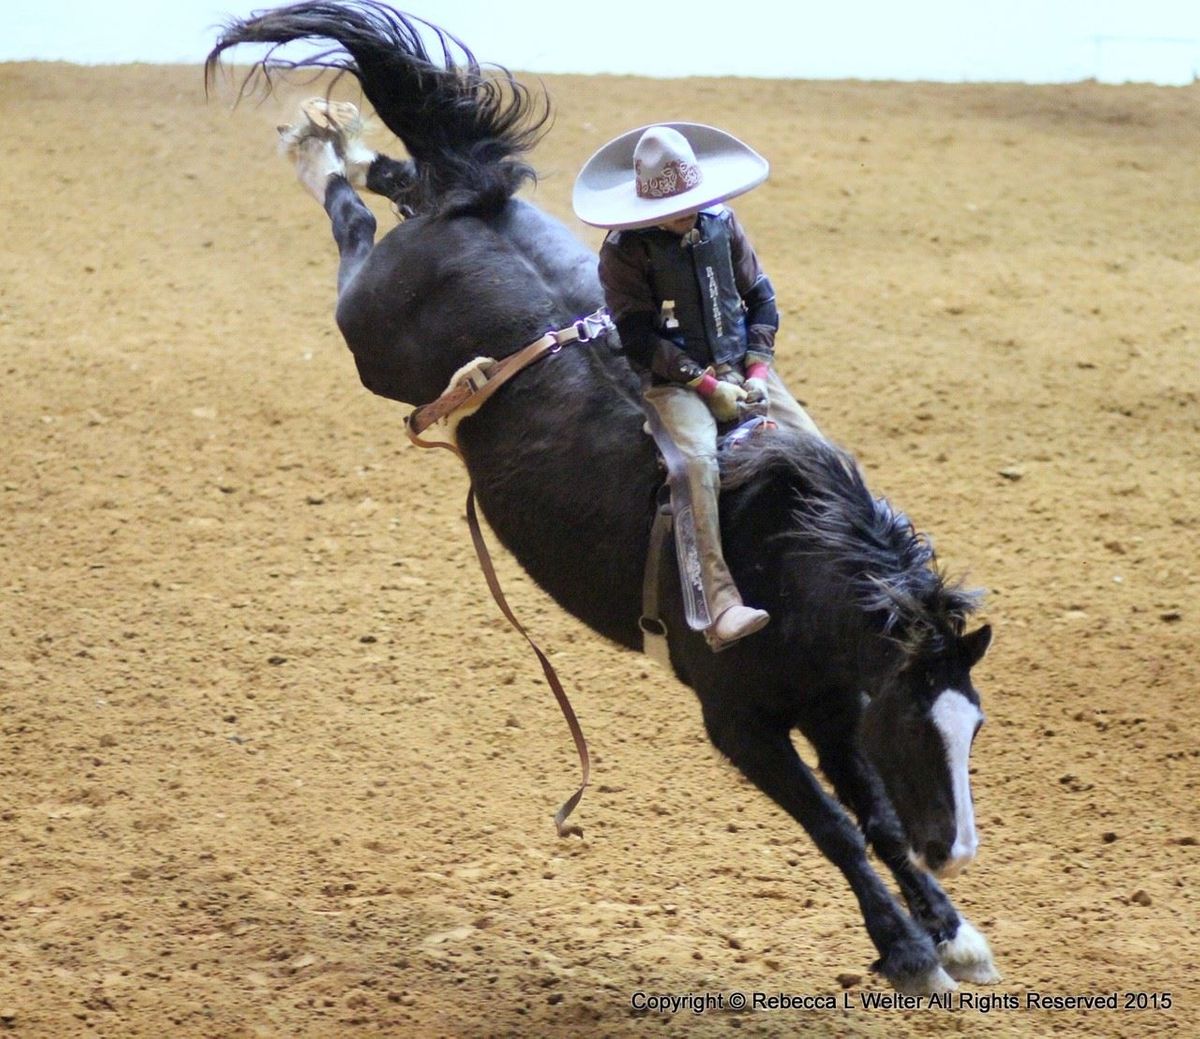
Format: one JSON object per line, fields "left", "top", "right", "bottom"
{"left": 961, "top": 624, "right": 992, "bottom": 668}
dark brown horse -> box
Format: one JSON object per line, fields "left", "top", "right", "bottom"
{"left": 208, "top": 0, "right": 999, "bottom": 993}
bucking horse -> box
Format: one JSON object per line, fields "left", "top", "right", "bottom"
{"left": 207, "top": 0, "right": 1000, "bottom": 994}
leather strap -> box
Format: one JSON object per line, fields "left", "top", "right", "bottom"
{"left": 407, "top": 333, "right": 554, "bottom": 441}
{"left": 639, "top": 486, "right": 673, "bottom": 668}
{"left": 402, "top": 310, "right": 614, "bottom": 836}
{"left": 407, "top": 308, "right": 614, "bottom": 441}
{"left": 466, "top": 489, "right": 589, "bottom": 837}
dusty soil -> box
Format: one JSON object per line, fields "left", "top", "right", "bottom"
{"left": 1, "top": 60, "right": 1197, "bottom": 1039}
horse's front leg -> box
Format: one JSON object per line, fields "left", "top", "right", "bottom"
{"left": 808, "top": 722, "right": 1000, "bottom": 985}
{"left": 701, "top": 704, "right": 955, "bottom": 995}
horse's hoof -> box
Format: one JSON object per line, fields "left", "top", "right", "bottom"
{"left": 280, "top": 98, "right": 373, "bottom": 189}
{"left": 299, "top": 97, "right": 364, "bottom": 139}
{"left": 878, "top": 934, "right": 958, "bottom": 996}
{"left": 893, "top": 964, "right": 958, "bottom": 997}
{"left": 938, "top": 917, "right": 1001, "bottom": 984}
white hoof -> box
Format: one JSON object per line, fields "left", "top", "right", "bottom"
{"left": 894, "top": 964, "right": 957, "bottom": 997}
{"left": 938, "top": 918, "right": 1001, "bottom": 984}
{"left": 279, "top": 98, "right": 375, "bottom": 190}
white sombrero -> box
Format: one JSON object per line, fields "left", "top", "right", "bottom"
{"left": 573, "top": 122, "right": 769, "bottom": 231}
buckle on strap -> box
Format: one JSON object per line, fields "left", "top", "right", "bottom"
{"left": 553, "top": 308, "right": 614, "bottom": 348}
{"left": 409, "top": 309, "right": 614, "bottom": 438}
{"left": 458, "top": 358, "right": 495, "bottom": 394}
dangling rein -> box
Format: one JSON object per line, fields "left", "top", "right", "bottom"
{"left": 404, "top": 308, "right": 615, "bottom": 837}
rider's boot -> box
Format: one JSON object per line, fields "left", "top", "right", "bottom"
{"left": 707, "top": 602, "right": 771, "bottom": 652}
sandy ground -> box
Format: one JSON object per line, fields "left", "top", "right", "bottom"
{"left": 1, "top": 58, "right": 1198, "bottom": 1039}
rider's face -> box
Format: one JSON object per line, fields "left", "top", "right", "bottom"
{"left": 658, "top": 211, "right": 698, "bottom": 235}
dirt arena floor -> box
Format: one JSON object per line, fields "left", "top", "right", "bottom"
{"left": 1, "top": 55, "right": 1197, "bottom": 1039}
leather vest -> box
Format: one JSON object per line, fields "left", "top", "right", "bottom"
{"left": 638, "top": 207, "right": 748, "bottom": 368}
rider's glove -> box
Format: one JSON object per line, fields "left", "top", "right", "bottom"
{"left": 688, "top": 367, "right": 747, "bottom": 423}
{"left": 743, "top": 361, "right": 770, "bottom": 407}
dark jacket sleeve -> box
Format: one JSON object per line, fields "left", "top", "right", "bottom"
{"left": 598, "top": 232, "right": 706, "bottom": 382}
{"left": 726, "top": 209, "right": 779, "bottom": 363}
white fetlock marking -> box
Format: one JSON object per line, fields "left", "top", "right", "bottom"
{"left": 938, "top": 917, "right": 1001, "bottom": 984}
{"left": 343, "top": 139, "right": 378, "bottom": 190}
{"left": 895, "top": 964, "right": 957, "bottom": 997}
{"left": 284, "top": 138, "right": 345, "bottom": 203}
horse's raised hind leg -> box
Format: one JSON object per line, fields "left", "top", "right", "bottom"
{"left": 807, "top": 722, "right": 1001, "bottom": 985}
{"left": 701, "top": 705, "right": 956, "bottom": 995}
{"left": 280, "top": 101, "right": 381, "bottom": 293}
{"left": 322, "top": 176, "right": 376, "bottom": 294}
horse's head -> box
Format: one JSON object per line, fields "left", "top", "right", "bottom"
{"left": 858, "top": 623, "right": 992, "bottom": 879}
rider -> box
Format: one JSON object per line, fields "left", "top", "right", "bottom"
{"left": 573, "top": 123, "right": 821, "bottom": 651}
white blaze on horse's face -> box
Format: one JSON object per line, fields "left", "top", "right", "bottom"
{"left": 927, "top": 687, "right": 984, "bottom": 877}
{"left": 862, "top": 680, "right": 980, "bottom": 880}
{"left": 863, "top": 623, "right": 992, "bottom": 880}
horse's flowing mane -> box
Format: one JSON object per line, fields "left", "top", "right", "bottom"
{"left": 205, "top": 1, "right": 551, "bottom": 212}
{"left": 722, "top": 433, "right": 982, "bottom": 651}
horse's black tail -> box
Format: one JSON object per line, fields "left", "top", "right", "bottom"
{"left": 205, "top": 1, "right": 550, "bottom": 214}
